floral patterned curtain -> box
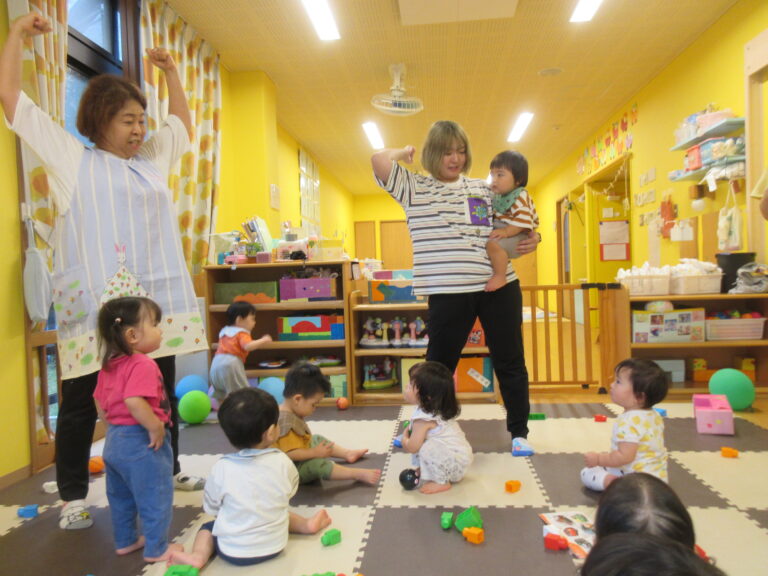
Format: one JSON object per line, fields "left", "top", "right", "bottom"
{"left": 141, "top": 0, "right": 221, "bottom": 274}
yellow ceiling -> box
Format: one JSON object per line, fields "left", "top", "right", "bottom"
{"left": 167, "top": 0, "right": 739, "bottom": 194}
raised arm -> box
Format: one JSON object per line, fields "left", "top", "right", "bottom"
{"left": 371, "top": 146, "right": 415, "bottom": 184}
{"left": 146, "top": 48, "right": 192, "bottom": 139}
{"left": 0, "top": 13, "right": 52, "bottom": 123}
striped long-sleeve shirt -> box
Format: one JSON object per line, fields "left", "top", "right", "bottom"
{"left": 376, "top": 161, "right": 516, "bottom": 295}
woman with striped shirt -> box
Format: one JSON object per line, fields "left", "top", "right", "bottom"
{"left": 372, "top": 121, "right": 540, "bottom": 457}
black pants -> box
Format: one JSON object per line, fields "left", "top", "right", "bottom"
{"left": 55, "top": 355, "right": 180, "bottom": 501}
{"left": 426, "top": 281, "right": 530, "bottom": 439}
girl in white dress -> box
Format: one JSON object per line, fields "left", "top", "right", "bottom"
{"left": 401, "top": 361, "right": 474, "bottom": 494}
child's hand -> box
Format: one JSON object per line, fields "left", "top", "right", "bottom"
{"left": 145, "top": 48, "right": 176, "bottom": 72}
{"left": 584, "top": 452, "right": 600, "bottom": 467}
{"left": 313, "top": 440, "right": 334, "bottom": 458}
{"left": 261, "top": 334, "right": 273, "bottom": 344}
{"left": 147, "top": 422, "right": 166, "bottom": 450}
{"left": 489, "top": 229, "right": 507, "bottom": 240}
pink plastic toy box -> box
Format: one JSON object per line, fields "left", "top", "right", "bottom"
{"left": 693, "top": 394, "right": 734, "bottom": 435}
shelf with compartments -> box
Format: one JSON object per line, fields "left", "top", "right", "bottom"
{"left": 615, "top": 290, "right": 768, "bottom": 395}
{"left": 348, "top": 290, "right": 497, "bottom": 405}
{"left": 669, "top": 118, "right": 744, "bottom": 151}
{"left": 203, "top": 260, "right": 352, "bottom": 403}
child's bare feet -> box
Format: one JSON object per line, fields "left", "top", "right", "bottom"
{"left": 354, "top": 468, "right": 382, "bottom": 485}
{"left": 116, "top": 535, "right": 145, "bottom": 555}
{"left": 344, "top": 448, "right": 368, "bottom": 463}
{"left": 144, "top": 542, "right": 183, "bottom": 563}
{"left": 167, "top": 548, "right": 207, "bottom": 569}
{"left": 484, "top": 274, "right": 507, "bottom": 292}
{"left": 419, "top": 481, "right": 451, "bottom": 494}
{"left": 306, "top": 509, "right": 332, "bottom": 534}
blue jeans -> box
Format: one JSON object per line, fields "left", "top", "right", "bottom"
{"left": 103, "top": 425, "right": 173, "bottom": 558}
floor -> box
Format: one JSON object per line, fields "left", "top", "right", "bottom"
{"left": 1, "top": 393, "right": 767, "bottom": 576}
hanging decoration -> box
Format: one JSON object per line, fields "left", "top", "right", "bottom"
{"left": 577, "top": 103, "right": 638, "bottom": 176}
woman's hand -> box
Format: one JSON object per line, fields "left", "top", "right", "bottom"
{"left": 515, "top": 230, "right": 541, "bottom": 255}
{"left": 400, "top": 146, "right": 416, "bottom": 164}
{"left": 146, "top": 48, "right": 176, "bottom": 72}
{"left": 13, "top": 12, "right": 52, "bottom": 38}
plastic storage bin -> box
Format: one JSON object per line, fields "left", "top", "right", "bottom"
{"left": 705, "top": 318, "right": 766, "bottom": 340}
{"left": 685, "top": 145, "right": 702, "bottom": 171}
{"left": 670, "top": 274, "right": 723, "bottom": 295}
{"left": 699, "top": 137, "right": 726, "bottom": 164}
{"left": 619, "top": 274, "right": 671, "bottom": 296}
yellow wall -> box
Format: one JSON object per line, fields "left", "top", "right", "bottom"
{"left": 319, "top": 166, "right": 355, "bottom": 255}
{"left": 0, "top": 3, "right": 32, "bottom": 479}
{"left": 277, "top": 126, "right": 301, "bottom": 229}
{"left": 535, "top": 0, "right": 768, "bottom": 284}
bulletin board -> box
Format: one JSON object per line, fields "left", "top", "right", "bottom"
{"left": 599, "top": 219, "right": 630, "bottom": 261}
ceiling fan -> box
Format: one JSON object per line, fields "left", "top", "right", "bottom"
{"left": 371, "top": 63, "right": 423, "bottom": 116}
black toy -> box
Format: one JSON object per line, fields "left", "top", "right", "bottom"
{"left": 399, "top": 468, "right": 420, "bottom": 490}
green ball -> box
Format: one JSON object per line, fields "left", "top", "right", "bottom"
{"left": 178, "top": 390, "right": 211, "bottom": 424}
{"left": 708, "top": 368, "right": 755, "bottom": 411}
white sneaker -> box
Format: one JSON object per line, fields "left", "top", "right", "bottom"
{"left": 174, "top": 472, "right": 205, "bottom": 491}
{"left": 59, "top": 499, "right": 93, "bottom": 530}
{"left": 512, "top": 437, "right": 535, "bottom": 457}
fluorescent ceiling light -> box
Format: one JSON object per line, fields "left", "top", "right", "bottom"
{"left": 507, "top": 112, "right": 534, "bottom": 143}
{"left": 363, "top": 122, "right": 384, "bottom": 149}
{"left": 570, "top": 0, "right": 604, "bottom": 22}
{"left": 302, "top": 0, "right": 340, "bottom": 41}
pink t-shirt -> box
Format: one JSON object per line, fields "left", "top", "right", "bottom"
{"left": 94, "top": 354, "right": 171, "bottom": 426}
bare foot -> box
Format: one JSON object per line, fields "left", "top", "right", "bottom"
{"left": 419, "top": 481, "right": 451, "bottom": 494}
{"left": 167, "top": 548, "right": 207, "bottom": 569}
{"left": 344, "top": 448, "right": 369, "bottom": 463}
{"left": 116, "top": 535, "right": 145, "bottom": 555}
{"left": 484, "top": 275, "right": 507, "bottom": 292}
{"left": 354, "top": 468, "right": 382, "bottom": 485}
{"left": 144, "top": 542, "right": 183, "bottom": 563}
{"left": 306, "top": 509, "right": 333, "bottom": 534}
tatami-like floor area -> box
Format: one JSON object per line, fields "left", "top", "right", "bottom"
{"left": 0, "top": 392, "right": 766, "bottom": 576}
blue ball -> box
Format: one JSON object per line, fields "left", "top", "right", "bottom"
{"left": 175, "top": 374, "right": 208, "bottom": 399}
{"left": 258, "top": 377, "right": 285, "bottom": 404}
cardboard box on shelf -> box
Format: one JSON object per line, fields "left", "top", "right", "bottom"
{"left": 632, "top": 308, "right": 705, "bottom": 343}
{"left": 213, "top": 282, "right": 277, "bottom": 304}
{"left": 454, "top": 357, "right": 494, "bottom": 393}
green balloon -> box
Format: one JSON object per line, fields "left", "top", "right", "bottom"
{"left": 178, "top": 390, "right": 212, "bottom": 424}
{"left": 708, "top": 368, "right": 755, "bottom": 411}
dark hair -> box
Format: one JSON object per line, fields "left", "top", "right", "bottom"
{"left": 283, "top": 362, "right": 331, "bottom": 398}
{"left": 615, "top": 358, "right": 668, "bottom": 408}
{"left": 489, "top": 150, "right": 529, "bottom": 187}
{"left": 581, "top": 533, "right": 726, "bottom": 576}
{"left": 97, "top": 297, "right": 162, "bottom": 369}
{"left": 77, "top": 74, "right": 147, "bottom": 146}
{"left": 421, "top": 121, "right": 472, "bottom": 178}
{"left": 408, "top": 361, "right": 460, "bottom": 421}
{"left": 226, "top": 301, "right": 256, "bottom": 325}
{"left": 595, "top": 473, "right": 695, "bottom": 548}
{"left": 218, "top": 387, "right": 279, "bottom": 450}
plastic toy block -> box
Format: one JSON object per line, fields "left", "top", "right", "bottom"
{"left": 462, "top": 526, "right": 485, "bottom": 544}
{"left": 529, "top": 413, "right": 546, "bottom": 420}
{"left": 320, "top": 528, "right": 342, "bottom": 547}
{"left": 393, "top": 434, "right": 403, "bottom": 448}
{"left": 544, "top": 533, "right": 569, "bottom": 551}
{"left": 654, "top": 407, "right": 667, "bottom": 417}
{"left": 440, "top": 512, "right": 454, "bottom": 529}
{"left": 542, "top": 524, "right": 560, "bottom": 537}
{"left": 454, "top": 506, "right": 483, "bottom": 533}
{"left": 17, "top": 505, "right": 39, "bottom": 518}
{"left": 163, "top": 566, "right": 199, "bottom": 576}
{"left": 694, "top": 394, "right": 734, "bottom": 435}
{"left": 721, "top": 446, "right": 739, "bottom": 458}
{"left": 594, "top": 414, "right": 607, "bottom": 422}
{"left": 505, "top": 480, "right": 521, "bottom": 493}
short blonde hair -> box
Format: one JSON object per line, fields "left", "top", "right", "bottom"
{"left": 420, "top": 121, "right": 472, "bottom": 178}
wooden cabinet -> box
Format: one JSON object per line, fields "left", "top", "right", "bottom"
{"left": 616, "top": 290, "right": 768, "bottom": 395}
{"left": 348, "top": 290, "right": 497, "bottom": 405}
{"left": 203, "top": 261, "right": 352, "bottom": 402}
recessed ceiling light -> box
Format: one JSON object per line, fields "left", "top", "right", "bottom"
{"left": 302, "top": 0, "right": 341, "bottom": 41}
{"left": 570, "top": 0, "right": 604, "bottom": 23}
{"left": 538, "top": 67, "right": 563, "bottom": 77}
{"left": 362, "top": 122, "right": 384, "bottom": 150}
{"left": 507, "top": 112, "right": 534, "bottom": 143}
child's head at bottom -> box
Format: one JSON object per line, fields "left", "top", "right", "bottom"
{"left": 218, "top": 387, "right": 279, "bottom": 450}
{"left": 283, "top": 362, "right": 331, "bottom": 402}
{"left": 408, "top": 361, "right": 460, "bottom": 420}
{"left": 595, "top": 472, "right": 695, "bottom": 549}
{"left": 614, "top": 358, "right": 668, "bottom": 408}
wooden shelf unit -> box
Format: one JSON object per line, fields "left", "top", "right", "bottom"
{"left": 348, "top": 290, "right": 498, "bottom": 405}
{"left": 620, "top": 291, "right": 768, "bottom": 395}
{"left": 203, "top": 261, "right": 352, "bottom": 403}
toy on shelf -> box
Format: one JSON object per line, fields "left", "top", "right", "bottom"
{"left": 408, "top": 316, "right": 429, "bottom": 348}
{"left": 258, "top": 359, "right": 288, "bottom": 369}
{"left": 362, "top": 357, "right": 397, "bottom": 390}
{"left": 304, "top": 355, "right": 342, "bottom": 367}
{"left": 389, "top": 316, "right": 409, "bottom": 347}
{"left": 359, "top": 317, "right": 389, "bottom": 348}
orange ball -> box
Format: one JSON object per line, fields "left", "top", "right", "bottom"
{"left": 336, "top": 397, "right": 350, "bottom": 410}
{"left": 88, "top": 456, "right": 105, "bottom": 474}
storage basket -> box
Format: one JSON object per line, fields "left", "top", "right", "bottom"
{"left": 685, "top": 144, "right": 702, "bottom": 171}
{"left": 705, "top": 318, "right": 766, "bottom": 341}
{"left": 619, "top": 274, "right": 670, "bottom": 296}
{"left": 699, "top": 137, "right": 726, "bottom": 165}
{"left": 670, "top": 273, "right": 723, "bottom": 295}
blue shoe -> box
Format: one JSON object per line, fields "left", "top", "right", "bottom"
{"left": 512, "top": 437, "right": 534, "bottom": 457}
